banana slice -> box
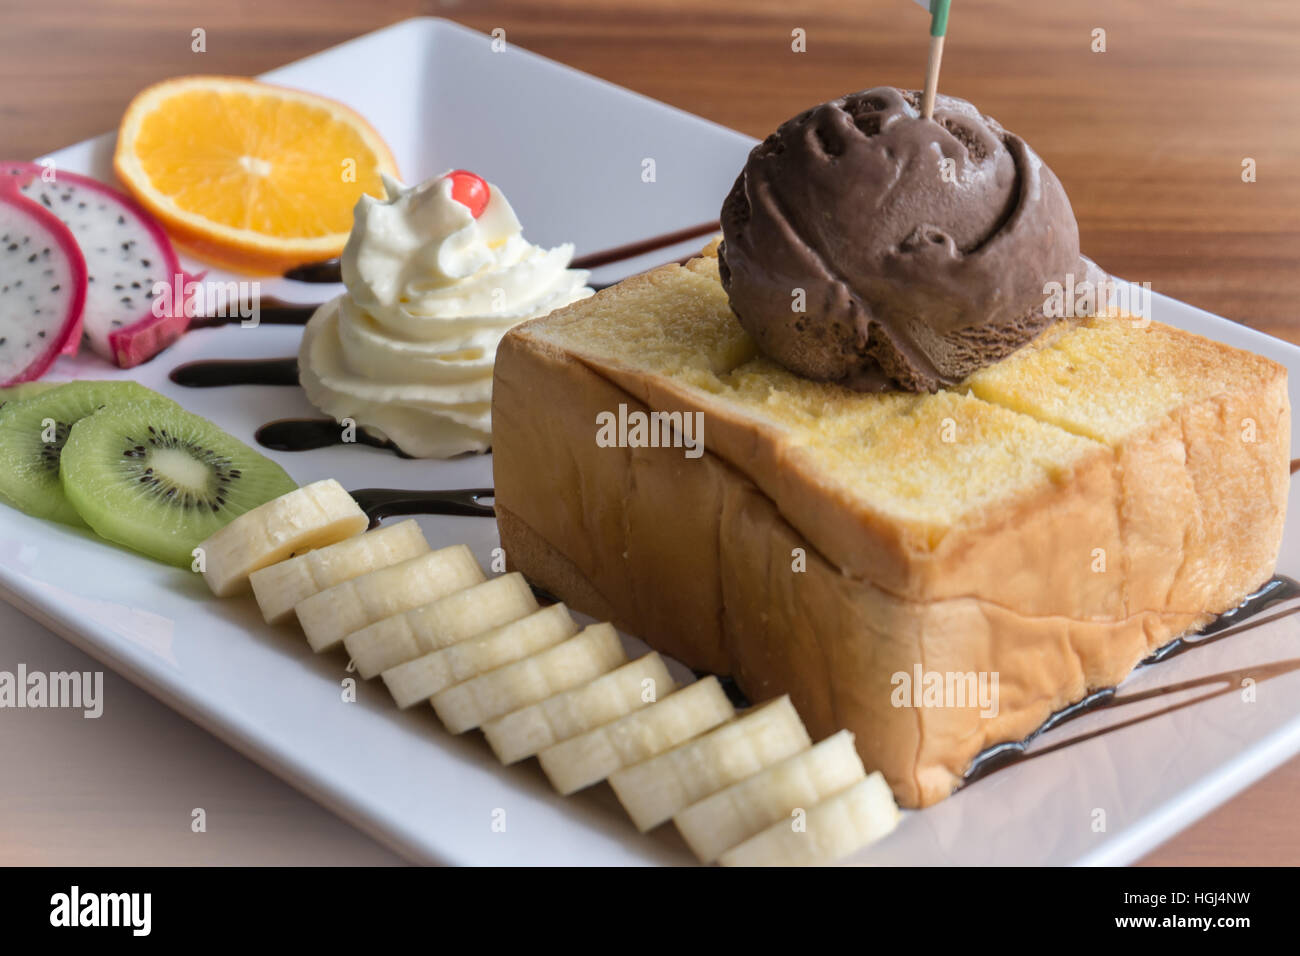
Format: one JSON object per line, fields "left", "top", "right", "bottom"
{"left": 297, "top": 545, "right": 485, "bottom": 653}
{"left": 381, "top": 603, "right": 577, "bottom": 709}
{"left": 717, "top": 772, "right": 900, "bottom": 867}
{"left": 608, "top": 695, "right": 811, "bottom": 832}
{"left": 673, "top": 730, "right": 866, "bottom": 862}
{"left": 345, "top": 573, "right": 538, "bottom": 679}
{"left": 483, "top": 653, "right": 675, "bottom": 765}
{"left": 199, "top": 479, "right": 369, "bottom": 597}
{"left": 538, "top": 677, "right": 734, "bottom": 796}
{"left": 249, "top": 520, "right": 429, "bottom": 624}
{"left": 432, "top": 623, "right": 627, "bottom": 734}
{"left": 200, "top": 507, "right": 903, "bottom": 864}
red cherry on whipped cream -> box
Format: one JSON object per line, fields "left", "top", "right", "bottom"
{"left": 447, "top": 170, "right": 490, "bottom": 218}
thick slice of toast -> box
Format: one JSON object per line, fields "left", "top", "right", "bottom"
{"left": 491, "top": 256, "right": 1289, "bottom": 807}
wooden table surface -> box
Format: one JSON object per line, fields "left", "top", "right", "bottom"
{"left": 1, "top": 0, "right": 1297, "bottom": 866}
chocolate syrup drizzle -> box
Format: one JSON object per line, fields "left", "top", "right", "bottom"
{"left": 960, "top": 574, "right": 1300, "bottom": 786}
{"left": 169, "top": 358, "right": 298, "bottom": 388}
{"left": 187, "top": 297, "right": 318, "bottom": 329}
{"left": 282, "top": 259, "right": 345, "bottom": 284}
{"left": 351, "top": 487, "right": 495, "bottom": 527}
{"left": 569, "top": 220, "right": 720, "bottom": 270}
{"left": 256, "top": 418, "right": 412, "bottom": 457}
{"left": 279, "top": 220, "right": 721, "bottom": 285}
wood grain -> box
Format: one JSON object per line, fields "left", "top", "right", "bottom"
{"left": 1, "top": 0, "right": 1297, "bottom": 866}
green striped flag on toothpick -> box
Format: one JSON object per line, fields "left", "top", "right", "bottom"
{"left": 915, "top": 0, "right": 952, "bottom": 119}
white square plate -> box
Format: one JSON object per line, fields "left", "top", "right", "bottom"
{"left": 3, "top": 16, "right": 1297, "bottom": 866}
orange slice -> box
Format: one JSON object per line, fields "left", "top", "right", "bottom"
{"left": 114, "top": 75, "right": 399, "bottom": 275}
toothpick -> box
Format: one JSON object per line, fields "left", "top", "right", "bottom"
{"left": 919, "top": 0, "right": 952, "bottom": 120}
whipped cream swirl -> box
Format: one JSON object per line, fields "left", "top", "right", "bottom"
{"left": 300, "top": 173, "right": 592, "bottom": 457}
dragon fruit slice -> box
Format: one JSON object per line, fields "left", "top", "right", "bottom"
{"left": 2, "top": 162, "right": 194, "bottom": 368}
{"left": 0, "top": 182, "right": 87, "bottom": 385}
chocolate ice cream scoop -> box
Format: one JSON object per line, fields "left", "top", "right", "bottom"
{"left": 718, "top": 87, "right": 1081, "bottom": 392}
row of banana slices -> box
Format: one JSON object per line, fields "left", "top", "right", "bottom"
{"left": 197, "top": 479, "right": 902, "bottom": 865}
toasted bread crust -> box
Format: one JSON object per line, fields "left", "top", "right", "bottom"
{"left": 491, "top": 263, "right": 1289, "bottom": 806}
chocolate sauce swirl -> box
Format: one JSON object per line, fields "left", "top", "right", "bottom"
{"left": 169, "top": 358, "right": 299, "bottom": 388}
{"left": 278, "top": 220, "right": 722, "bottom": 285}
{"left": 187, "top": 297, "right": 319, "bottom": 329}
{"left": 570, "top": 220, "right": 720, "bottom": 270}
{"left": 283, "top": 259, "right": 343, "bottom": 284}
{"left": 960, "top": 575, "right": 1300, "bottom": 786}
{"left": 351, "top": 487, "right": 495, "bottom": 526}
{"left": 255, "top": 418, "right": 413, "bottom": 457}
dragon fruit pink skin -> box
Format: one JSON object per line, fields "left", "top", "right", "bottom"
{"left": 1, "top": 162, "right": 196, "bottom": 369}
{"left": 0, "top": 181, "right": 87, "bottom": 385}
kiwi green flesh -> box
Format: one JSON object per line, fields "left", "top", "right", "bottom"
{"left": 60, "top": 401, "right": 298, "bottom": 567}
{"left": 0, "top": 380, "right": 173, "bottom": 525}
{"left": 0, "top": 381, "right": 60, "bottom": 413}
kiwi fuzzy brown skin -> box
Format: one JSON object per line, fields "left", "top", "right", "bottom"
{"left": 59, "top": 400, "right": 297, "bottom": 567}
{"left": 0, "top": 379, "right": 172, "bottom": 525}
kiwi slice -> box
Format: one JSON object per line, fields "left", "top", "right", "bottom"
{"left": 59, "top": 401, "right": 298, "bottom": 567}
{"left": 0, "top": 381, "right": 60, "bottom": 413}
{"left": 0, "top": 380, "right": 172, "bottom": 525}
